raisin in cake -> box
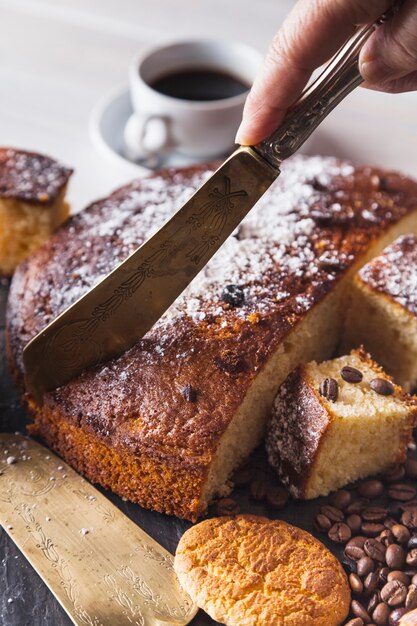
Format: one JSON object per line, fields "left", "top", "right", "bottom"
{"left": 266, "top": 348, "right": 417, "bottom": 499}
{"left": 0, "top": 147, "right": 72, "bottom": 276}
{"left": 342, "top": 234, "right": 417, "bottom": 392}
{"left": 6, "top": 156, "right": 417, "bottom": 521}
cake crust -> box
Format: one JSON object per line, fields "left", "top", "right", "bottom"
{"left": 7, "top": 156, "right": 417, "bottom": 520}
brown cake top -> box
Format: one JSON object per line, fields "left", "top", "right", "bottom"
{"left": 7, "top": 156, "right": 417, "bottom": 465}
{"left": 358, "top": 233, "right": 417, "bottom": 316}
{"left": 0, "top": 147, "right": 72, "bottom": 205}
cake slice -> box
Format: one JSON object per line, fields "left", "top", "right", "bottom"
{"left": 0, "top": 147, "right": 72, "bottom": 276}
{"left": 342, "top": 234, "right": 417, "bottom": 392}
{"left": 266, "top": 348, "right": 417, "bottom": 499}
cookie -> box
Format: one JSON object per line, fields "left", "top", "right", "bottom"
{"left": 400, "top": 610, "right": 417, "bottom": 626}
{"left": 174, "top": 514, "right": 350, "bottom": 626}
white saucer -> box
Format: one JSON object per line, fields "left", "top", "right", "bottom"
{"left": 89, "top": 85, "right": 218, "bottom": 171}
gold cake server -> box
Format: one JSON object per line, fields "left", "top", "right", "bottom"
{"left": 0, "top": 433, "right": 198, "bottom": 626}
{"left": 23, "top": 7, "right": 398, "bottom": 401}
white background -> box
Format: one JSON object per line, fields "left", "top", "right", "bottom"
{"left": 1, "top": 0, "right": 416, "bottom": 211}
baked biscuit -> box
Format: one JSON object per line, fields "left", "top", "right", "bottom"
{"left": 400, "top": 610, "right": 417, "bottom": 625}
{"left": 174, "top": 514, "right": 350, "bottom": 626}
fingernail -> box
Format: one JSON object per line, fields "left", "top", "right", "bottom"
{"left": 360, "top": 58, "right": 389, "bottom": 84}
{"left": 235, "top": 122, "right": 246, "bottom": 145}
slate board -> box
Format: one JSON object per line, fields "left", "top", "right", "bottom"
{"left": 0, "top": 279, "right": 345, "bottom": 626}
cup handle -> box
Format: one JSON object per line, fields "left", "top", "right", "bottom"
{"left": 123, "top": 113, "right": 172, "bottom": 161}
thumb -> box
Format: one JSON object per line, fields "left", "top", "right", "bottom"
{"left": 360, "top": 0, "right": 417, "bottom": 85}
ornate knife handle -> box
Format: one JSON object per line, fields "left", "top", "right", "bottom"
{"left": 254, "top": 3, "right": 401, "bottom": 169}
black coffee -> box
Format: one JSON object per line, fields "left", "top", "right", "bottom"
{"left": 150, "top": 68, "right": 249, "bottom": 101}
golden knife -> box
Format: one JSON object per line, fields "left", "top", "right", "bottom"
{"left": 23, "top": 8, "right": 397, "bottom": 401}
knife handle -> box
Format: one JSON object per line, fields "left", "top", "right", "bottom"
{"left": 254, "top": 2, "right": 402, "bottom": 169}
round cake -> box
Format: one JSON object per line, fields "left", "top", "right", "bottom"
{"left": 6, "top": 156, "right": 417, "bottom": 520}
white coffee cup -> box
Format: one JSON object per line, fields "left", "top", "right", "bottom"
{"left": 124, "top": 40, "right": 262, "bottom": 161}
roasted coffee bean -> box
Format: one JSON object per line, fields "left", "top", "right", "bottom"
{"left": 329, "top": 522, "right": 351, "bottom": 544}
{"left": 249, "top": 478, "right": 267, "bottom": 501}
{"left": 372, "top": 602, "right": 390, "bottom": 626}
{"left": 348, "top": 498, "right": 370, "bottom": 515}
{"left": 343, "top": 557, "right": 358, "bottom": 575}
{"left": 351, "top": 599, "right": 372, "bottom": 622}
{"left": 392, "top": 525, "right": 411, "bottom": 545}
{"left": 329, "top": 488, "right": 352, "bottom": 510}
{"left": 407, "top": 549, "right": 417, "bottom": 567}
{"left": 319, "top": 377, "right": 339, "bottom": 402}
{"left": 221, "top": 284, "right": 245, "bottom": 306}
{"left": 365, "top": 571, "right": 380, "bottom": 594}
{"left": 386, "top": 544, "right": 406, "bottom": 569}
{"left": 383, "top": 465, "right": 406, "bottom": 483}
{"left": 348, "top": 514, "right": 364, "bottom": 534}
{"left": 368, "top": 591, "right": 381, "bottom": 613}
{"left": 215, "top": 498, "right": 240, "bottom": 516}
{"left": 401, "top": 502, "right": 417, "bottom": 513}
{"left": 266, "top": 485, "right": 289, "bottom": 510}
{"left": 406, "top": 584, "right": 417, "bottom": 610}
{"left": 320, "top": 504, "right": 344, "bottom": 522}
{"left": 350, "top": 572, "right": 364, "bottom": 594}
{"left": 402, "top": 510, "right": 417, "bottom": 529}
{"left": 412, "top": 573, "right": 417, "bottom": 585}
{"left": 409, "top": 536, "right": 417, "bottom": 550}
{"left": 365, "top": 538, "right": 387, "bottom": 562}
{"left": 379, "top": 530, "right": 395, "bottom": 547}
{"left": 370, "top": 378, "right": 395, "bottom": 396}
{"left": 406, "top": 459, "right": 417, "bottom": 480}
{"left": 381, "top": 580, "right": 408, "bottom": 606}
{"left": 341, "top": 366, "right": 363, "bottom": 383}
{"left": 232, "top": 466, "right": 254, "bottom": 486}
{"left": 378, "top": 567, "right": 390, "bottom": 585}
{"left": 388, "top": 484, "right": 417, "bottom": 502}
{"left": 314, "top": 513, "right": 332, "bottom": 532}
{"left": 346, "top": 619, "right": 365, "bottom": 626}
{"left": 346, "top": 537, "right": 367, "bottom": 560}
{"left": 362, "top": 523, "right": 385, "bottom": 537}
{"left": 359, "top": 480, "right": 385, "bottom": 499}
{"left": 357, "top": 556, "right": 376, "bottom": 577}
{"left": 387, "top": 571, "right": 410, "bottom": 586}
{"left": 363, "top": 507, "right": 389, "bottom": 522}
{"left": 389, "top": 608, "right": 408, "bottom": 626}
{"left": 385, "top": 517, "right": 399, "bottom": 530}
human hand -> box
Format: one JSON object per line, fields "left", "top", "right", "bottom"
{"left": 236, "top": 0, "right": 417, "bottom": 146}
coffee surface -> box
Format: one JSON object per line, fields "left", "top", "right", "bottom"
{"left": 150, "top": 68, "right": 249, "bottom": 101}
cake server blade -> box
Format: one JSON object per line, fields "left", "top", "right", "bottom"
{"left": 0, "top": 432, "right": 198, "bottom": 626}
{"left": 23, "top": 147, "right": 278, "bottom": 401}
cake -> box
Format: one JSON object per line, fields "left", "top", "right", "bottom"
{"left": 266, "top": 348, "right": 417, "bottom": 499}
{"left": 174, "top": 515, "right": 350, "bottom": 626}
{"left": 0, "top": 147, "right": 72, "bottom": 276}
{"left": 342, "top": 234, "right": 417, "bottom": 392}
{"left": 6, "top": 156, "right": 417, "bottom": 521}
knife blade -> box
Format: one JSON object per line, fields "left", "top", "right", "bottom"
{"left": 23, "top": 9, "right": 395, "bottom": 401}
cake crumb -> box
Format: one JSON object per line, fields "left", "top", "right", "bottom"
{"left": 6, "top": 456, "right": 16, "bottom": 465}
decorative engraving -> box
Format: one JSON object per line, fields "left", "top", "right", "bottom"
{"left": 104, "top": 575, "right": 145, "bottom": 626}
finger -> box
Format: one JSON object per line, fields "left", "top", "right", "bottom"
{"left": 362, "top": 69, "right": 417, "bottom": 93}
{"left": 360, "top": 0, "right": 417, "bottom": 85}
{"left": 236, "top": 0, "right": 391, "bottom": 145}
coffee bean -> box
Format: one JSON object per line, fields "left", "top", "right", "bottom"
{"left": 319, "top": 377, "right": 339, "bottom": 402}
{"left": 348, "top": 514, "right": 364, "bottom": 534}
{"left": 363, "top": 507, "right": 389, "bottom": 522}
{"left": 215, "top": 498, "right": 240, "bottom": 516}
{"left": 385, "top": 517, "right": 399, "bottom": 530}
{"left": 350, "top": 572, "right": 364, "bottom": 594}
{"left": 389, "top": 608, "right": 408, "bottom": 626}
{"left": 320, "top": 504, "right": 344, "bottom": 522}
{"left": 386, "top": 544, "right": 406, "bottom": 569}
{"left": 249, "top": 478, "right": 267, "bottom": 501}
{"left": 343, "top": 557, "right": 358, "bottom": 575}
{"left": 407, "top": 549, "right": 417, "bottom": 567}
{"left": 221, "top": 284, "right": 245, "bottom": 307}
{"left": 381, "top": 580, "right": 408, "bottom": 606}
{"left": 232, "top": 466, "right": 254, "bottom": 486}
{"left": 379, "top": 530, "right": 395, "bottom": 547}
{"left": 388, "top": 484, "right": 417, "bottom": 502}
{"left": 346, "top": 620, "right": 365, "bottom": 626}
{"left": 348, "top": 498, "right": 370, "bottom": 515}
{"left": 378, "top": 567, "right": 390, "bottom": 586}
{"left": 359, "top": 480, "right": 385, "bottom": 499}
{"left": 406, "top": 459, "right": 417, "bottom": 480}
{"left": 365, "top": 538, "right": 387, "bottom": 562}
{"left": 409, "top": 537, "right": 417, "bottom": 550}
{"left": 383, "top": 465, "right": 406, "bottom": 483}
{"left": 412, "top": 573, "right": 417, "bottom": 585}
{"left": 352, "top": 599, "right": 372, "bottom": 622}
{"left": 341, "top": 366, "right": 363, "bottom": 383}
{"left": 401, "top": 502, "right": 417, "bottom": 513}
{"left": 365, "top": 571, "right": 379, "bottom": 594}
{"left": 266, "top": 485, "right": 289, "bottom": 509}
{"left": 362, "top": 523, "right": 386, "bottom": 537}
{"left": 314, "top": 513, "right": 332, "bottom": 532}
{"left": 387, "top": 571, "right": 410, "bottom": 586}
{"left": 392, "top": 525, "right": 411, "bottom": 545}
{"left": 346, "top": 537, "right": 367, "bottom": 560}
{"left": 368, "top": 590, "right": 381, "bottom": 613}
{"left": 406, "top": 584, "right": 417, "bottom": 610}
{"left": 329, "top": 522, "right": 352, "bottom": 544}
{"left": 329, "top": 488, "right": 352, "bottom": 510}
{"left": 358, "top": 556, "right": 376, "bottom": 577}
{"left": 402, "top": 510, "right": 417, "bottom": 529}
{"left": 372, "top": 602, "right": 390, "bottom": 626}
{"left": 370, "top": 378, "right": 395, "bottom": 396}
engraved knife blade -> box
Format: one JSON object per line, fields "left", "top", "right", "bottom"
{"left": 23, "top": 147, "right": 278, "bottom": 401}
